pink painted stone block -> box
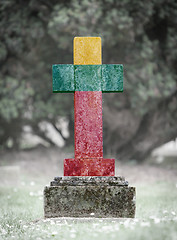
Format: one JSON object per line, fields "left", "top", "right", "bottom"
{"left": 74, "top": 91, "right": 103, "bottom": 159}
{"left": 64, "top": 158, "right": 115, "bottom": 176}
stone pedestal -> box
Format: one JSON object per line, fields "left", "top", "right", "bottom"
{"left": 44, "top": 176, "right": 136, "bottom": 218}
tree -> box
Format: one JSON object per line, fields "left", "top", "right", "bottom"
{"left": 0, "top": 0, "right": 176, "bottom": 161}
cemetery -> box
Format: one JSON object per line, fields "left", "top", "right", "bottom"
{"left": 0, "top": 147, "right": 177, "bottom": 239}
{"left": 0, "top": 36, "right": 177, "bottom": 240}
{"left": 0, "top": 1, "right": 177, "bottom": 239}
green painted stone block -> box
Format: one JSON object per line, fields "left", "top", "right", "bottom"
{"left": 74, "top": 65, "right": 102, "bottom": 91}
{"left": 53, "top": 64, "right": 123, "bottom": 92}
{"left": 102, "top": 64, "right": 123, "bottom": 92}
{"left": 53, "top": 64, "right": 74, "bottom": 92}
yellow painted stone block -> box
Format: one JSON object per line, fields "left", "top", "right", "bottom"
{"left": 74, "top": 37, "right": 102, "bottom": 65}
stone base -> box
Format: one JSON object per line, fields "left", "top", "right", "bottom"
{"left": 44, "top": 176, "right": 136, "bottom": 218}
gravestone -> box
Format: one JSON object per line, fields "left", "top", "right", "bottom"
{"left": 44, "top": 37, "right": 136, "bottom": 218}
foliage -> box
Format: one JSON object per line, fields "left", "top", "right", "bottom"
{"left": 0, "top": 0, "right": 176, "bottom": 159}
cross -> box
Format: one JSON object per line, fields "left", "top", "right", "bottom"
{"left": 53, "top": 37, "right": 123, "bottom": 176}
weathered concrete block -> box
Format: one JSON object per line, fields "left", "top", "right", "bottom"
{"left": 74, "top": 65, "right": 102, "bottom": 91}
{"left": 52, "top": 64, "right": 74, "bottom": 92}
{"left": 44, "top": 176, "right": 136, "bottom": 218}
{"left": 102, "top": 64, "right": 123, "bottom": 92}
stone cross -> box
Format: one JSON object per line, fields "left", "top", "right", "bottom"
{"left": 53, "top": 37, "right": 123, "bottom": 176}
{"left": 45, "top": 38, "right": 135, "bottom": 219}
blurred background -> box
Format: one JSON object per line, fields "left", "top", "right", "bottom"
{"left": 1, "top": 2, "right": 177, "bottom": 237}
{"left": 0, "top": 0, "right": 177, "bottom": 165}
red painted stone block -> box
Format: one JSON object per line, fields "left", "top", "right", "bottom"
{"left": 64, "top": 158, "right": 115, "bottom": 176}
{"left": 74, "top": 91, "right": 103, "bottom": 159}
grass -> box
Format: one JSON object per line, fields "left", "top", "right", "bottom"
{"left": 0, "top": 147, "right": 177, "bottom": 239}
{"left": 0, "top": 179, "right": 177, "bottom": 240}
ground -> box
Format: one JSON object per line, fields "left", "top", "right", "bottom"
{"left": 0, "top": 147, "right": 177, "bottom": 240}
